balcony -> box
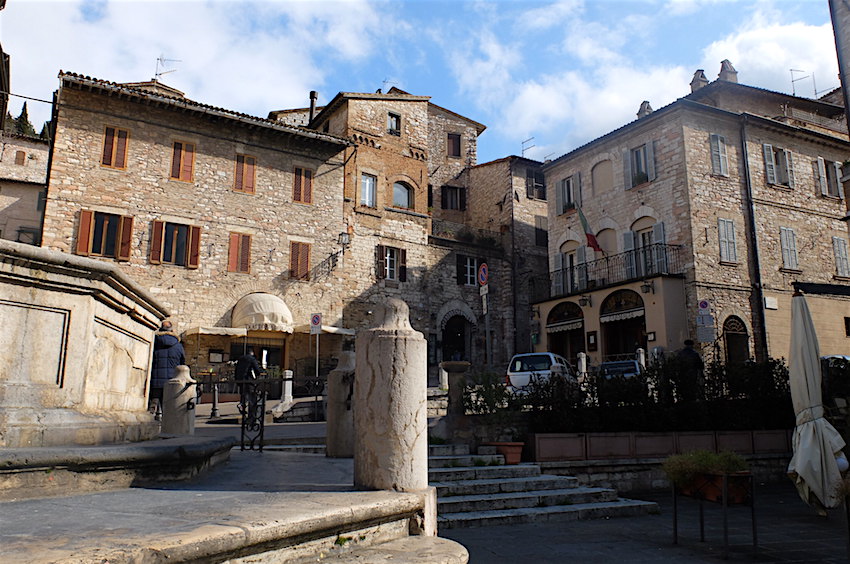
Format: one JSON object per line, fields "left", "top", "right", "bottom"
{"left": 531, "top": 243, "right": 686, "bottom": 302}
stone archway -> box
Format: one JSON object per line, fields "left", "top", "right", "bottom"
{"left": 599, "top": 289, "right": 646, "bottom": 358}
{"left": 723, "top": 316, "right": 750, "bottom": 364}
{"left": 436, "top": 300, "right": 478, "bottom": 365}
{"left": 546, "top": 301, "right": 585, "bottom": 366}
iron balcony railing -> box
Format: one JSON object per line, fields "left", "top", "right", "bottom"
{"left": 531, "top": 243, "right": 685, "bottom": 302}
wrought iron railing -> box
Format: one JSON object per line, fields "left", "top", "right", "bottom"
{"left": 531, "top": 243, "right": 685, "bottom": 302}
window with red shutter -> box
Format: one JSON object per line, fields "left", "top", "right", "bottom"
{"left": 151, "top": 220, "right": 199, "bottom": 268}
{"left": 76, "top": 210, "right": 94, "bottom": 256}
{"left": 116, "top": 216, "right": 134, "bottom": 261}
{"left": 290, "top": 241, "right": 310, "bottom": 280}
{"left": 77, "top": 209, "right": 135, "bottom": 260}
{"left": 170, "top": 141, "right": 195, "bottom": 181}
{"left": 293, "top": 167, "right": 313, "bottom": 203}
{"left": 235, "top": 154, "right": 256, "bottom": 193}
{"left": 101, "top": 127, "right": 129, "bottom": 169}
{"left": 227, "top": 232, "right": 250, "bottom": 273}
{"left": 15, "top": 151, "right": 26, "bottom": 166}
{"left": 187, "top": 225, "right": 202, "bottom": 269}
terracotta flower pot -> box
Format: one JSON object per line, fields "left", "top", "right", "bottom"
{"left": 484, "top": 441, "right": 525, "bottom": 464}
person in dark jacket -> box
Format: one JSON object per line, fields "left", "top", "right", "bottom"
{"left": 149, "top": 320, "right": 185, "bottom": 420}
{"left": 235, "top": 348, "right": 262, "bottom": 416}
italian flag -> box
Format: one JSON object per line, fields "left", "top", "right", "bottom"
{"left": 577, "top": 206, "right": 603, "bottom": 253}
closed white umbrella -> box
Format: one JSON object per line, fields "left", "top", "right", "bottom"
{"left": 787, "top": 291, "right": 846, "bottom": 510}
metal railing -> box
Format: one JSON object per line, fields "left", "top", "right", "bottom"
{"left": 531, "top": 243, "right": 685, "bottom": 302}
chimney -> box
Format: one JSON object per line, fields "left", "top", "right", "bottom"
{"left": 690, "top": 69, "right": 709, "bottom": 92}
{"left": 636, "top": 101, "right": 653, "bottom": 118}
{"left": 718, "top": 60, "right": 738, "bottom": 83}
{"left": 309, "top": 90, "right": 318, "bottom": 122}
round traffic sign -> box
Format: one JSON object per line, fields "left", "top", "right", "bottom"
{"left": 478, "top": 263, "right": 489, "bottom": 286}
{"left": 311, "top": 313, "right": 322, "bottom": 326}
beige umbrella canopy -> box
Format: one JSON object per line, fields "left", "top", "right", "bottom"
{"left": 787, "top": 292, "right": 846, "bottom": 509}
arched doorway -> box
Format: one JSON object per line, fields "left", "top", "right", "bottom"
{"left": 600, "top": 289, "right": 646, "bottom": 357}
{"left": 723, "top": 316, "right": 749, "bottom": 364}
{"left": 546, "top": 301, "right": 585, "bottom": 366}
{"left": 442, "top": 315, "right": 471, "bottom": 362}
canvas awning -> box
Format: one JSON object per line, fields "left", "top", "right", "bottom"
{"left": 182, "top": 326, "right": 248, "bottom": 337}
{"left": 599, "top": 308, "right": 645, "bottom": 323}
{"left": 293, "top": 324, "right": 356, "bottom": 336}
{"left": 546, "top": 320, "right": 583, "bottom": 333}
{"left": 231, "top": 292, "right": 294, "bottom": 333}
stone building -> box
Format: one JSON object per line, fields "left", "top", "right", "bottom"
{"left": 40, "top": 73, "right": 352, "bottom": 388}
{"left": 0, "top": 131, "right": 47, "bottom": 244}
{"left": 537, "top": 62, "right": 850, "bottom": 366}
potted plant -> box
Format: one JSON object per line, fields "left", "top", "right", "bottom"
{"left": 662, "top": 450, "right": 750, "bottom": 503}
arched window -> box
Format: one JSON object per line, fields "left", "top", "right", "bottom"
{"left": 393, "top": 182, "right": 413, "bottom": 209}
{"left": 591, "top": 159, "right": 613, "bottom": 195}
{"left": 723, "top": 316, "right": 749, "bottom": 364}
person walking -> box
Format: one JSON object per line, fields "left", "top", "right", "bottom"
{"left": 150, "top": 320, "right": 185, "bottom": 421}
{"left": 676, "top": 339, "right": 704, "bottom": 401}
{"left": 235, "top": 348, "right": 262, "bottom": 417}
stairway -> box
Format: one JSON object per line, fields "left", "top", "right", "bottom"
{"left": 429, "top": 444, "right": 658, "bottom": 529}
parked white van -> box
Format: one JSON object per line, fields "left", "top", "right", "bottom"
{"left": 505, "top": 352, "right": 575, "bottom": 392}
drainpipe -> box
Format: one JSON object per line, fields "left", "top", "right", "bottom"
{"left": 740, "top": 116, "right": 769, "bottom": 361}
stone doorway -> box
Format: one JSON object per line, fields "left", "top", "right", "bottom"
{"left": 600, "top": 289, "right": 646, "bottom": 358}
{"left": 546, "top": 301, "right": 585, "bottom": 366}
{"left": 441, "top": 315, "right": 470, "bottom": 362}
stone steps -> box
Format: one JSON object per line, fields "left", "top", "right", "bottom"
{"left": 432, "top": 475, "right": 579, "bottom": 497}
{"left": 262, "top": 444, "right": 327, "bottom": 454}
{"left": 427, "top": 454, "right": 503, "bottom": 468}
{"left": 298, "top": 536, "right": 468, "bottom": 563}
{"left": 438, "top": 486, "right": 618, "bottom": 513}
{"left": 429, "top": 464, "right": 541, "bottom": 482}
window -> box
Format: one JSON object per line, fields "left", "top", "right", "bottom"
{"left": 102, "top": 127, "right": 129, "bottom": 169}
{"left": 591, "top": 160, "right": 613, "bottom": 194}
{"left": 447, "top": 133, "right": 461, "bottom": 157}
{"left": 361, "top": 173, "right": 377, "bottom": 207}
{"left": 14, "top": 150, "right": 25, "bottom": 166}
{"left": 441, "top": 185, "right": 466, "bottom": 210}
{"left": 763, "top": 144, "right": 794, "bottom": 188}
{"left": 376, "top": 245, "right": 406, "bottom": 281}
{"left": 817, "top": 157, "right": 844, "bottom": 198}
{"left": 535, "top": 216, "right": 548, "bottom": 247}
{"left": 293, "top": 167, "right": 313, "bottom": 204}
{"left": 75, "top": 210, "right": 133, "bottom": 261}
{"left": 387, "top": 112, "right": 401, "bottom": 136}
{"left": 556, "top": 174, "right": 579, "bottom": 214}
{"left": 234, "top": 154, "right": 256, "bottom": 193}
{"left": 525, "top": 169, "right": 545, "bottom": 199}
{"left": 834, "top": 237, "right": 850, "bottom": 277}
{"left": 227, "top": 233, "right": 252, "bottom": 274}
{"left": 290, "top": 241, "right": 311, "bottom": 280}
{"left": 15, "top": 227, "right": 40, "bottom": 245}
{"left": 845, "top": 317, "right": 850, "bottom": 338}
{"left": 393, "top": 181, "right": 412, "bottom": 209}
{"left": 718, "top": 218, "right": 737, "bottom": 262}
{"left": 624, "top": 142, "right": 656, "bottom": 188}
{"left": 170, "top": 141, "right": 195, "bottom": 181}
{"left": 780, "top": 227, "right": 799, "bottom": 270}
{"left": 456, "top": 255, "right": 479, "bottom": 286}
{"left": 150, "top": 220, "right": 201, "bottom": 268}
{"left": 623, "top": 220, "right": 666, "bottom": 277}
{"left": 710, "top": 134, "right": 728, "bottom": 176}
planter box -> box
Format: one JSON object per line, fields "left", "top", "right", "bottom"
{"left": 587, "top": 433, "right": 632, "bottom": 459}
{"left": 530, "top": 433, "right": 585, "bottom": 461}
{"left": 683, "top": 472, "right": 753, "bottom": 505}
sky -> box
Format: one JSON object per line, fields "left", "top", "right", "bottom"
{"left": 1, "top": 0, "right": 840, "bottom": 164}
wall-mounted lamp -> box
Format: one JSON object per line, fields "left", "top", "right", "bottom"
{"left": 338, "top": 232, "right": 351, "bottom": 249}
{"left": 531, "top": 306, "right": 540, "bottom": 318}
{"left": 640, "top": 280, "right": 655, "bottom": 294}
{"left": 578, "top": 295, "right": 592, "bottom": 307}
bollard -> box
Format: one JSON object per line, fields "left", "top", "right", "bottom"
{"left": 354, "top": 297, "right": 428, "bottom": 492}
{"left": 162, "top": 365, "right": 196, "bottom": 435}
{"left": 326, "top": 351, "right": 355, "bottom": 458}
{"left": 637, "top": 347, "right": 646, "bottom": 370}
{"left": 282, "top": 369, "right": 294, "bottom": 405}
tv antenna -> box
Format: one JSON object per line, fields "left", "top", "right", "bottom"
{"left": 521, "top": 137, "right": 535, "bottom": 157}
{"left": 155, "top": 55, "right": 182, "bottom": 81}
{"left": 790, "top": 68, "right": 816, "bottom": 97}
{"left": 381, "top": 78, "right": 397, "bottom": 91}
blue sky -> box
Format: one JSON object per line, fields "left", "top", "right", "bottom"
{"left": 2, "top": 0, "right": 839, "bottom": 164}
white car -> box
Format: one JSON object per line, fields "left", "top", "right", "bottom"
{"left": 505, "top": 352, "right": 575, "bottom": 392}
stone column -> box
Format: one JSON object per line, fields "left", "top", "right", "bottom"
{"left": 162, "top": 365, "right": 196, "bottom": 435}
{"left": 354, "top": 298, "right": 428, "bottom": 492}
{"left": 326, "top": 351, "right": 355, "bottom": 458}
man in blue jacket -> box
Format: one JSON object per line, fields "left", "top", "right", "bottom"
{"left": 150, "top": 320, "right": 185, "bottom": 420}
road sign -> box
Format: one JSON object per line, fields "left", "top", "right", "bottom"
{"left": 478, "top": 262, "right": 489, "bottom": 286}
{"left": 482, "top": 294, "right": 488, "bottom": 315}
{"left": 698, "top": 299, "right": 711, "bottom": 315}
{"left": 310, "top": 313, "right": 322, "bottom": 335}
{"left": 696, "top": 314, "right": 715, "bottom": 327}
{"left": 479, "top": 284, "right": 489, "bottom": 296}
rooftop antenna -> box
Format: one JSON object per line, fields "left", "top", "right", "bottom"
{"left": 790, "top": 69, "right": 811, "bottom": 97}
{"left": 382, "top": 78, "right": 397, "bottom": 92}
{"left": 155, "top": 55, "right": 181, "bottom": 81}
{"left": 521, "top": 137, "right": 535, "bottom": 157}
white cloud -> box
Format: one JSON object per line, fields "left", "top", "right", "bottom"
{"left": 447, "top": 28, "right": 523, "bottom": 111}
{"left": 519, "top": 0, "right": 584, "bottom": 30}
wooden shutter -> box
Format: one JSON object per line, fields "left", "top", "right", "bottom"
{"left": 623, "top": 150, "right": 632, "bottom": 189}
{"left": 719, "top": 219, "right": 729, "bottom": 262}
{"left": 244, "top": 156, "right": 255, "bottom": 194}
{"left": 171, "top": 143, "right": 182, "bottom": 179}
{"left": 785, "top": 150, "right": 795, "bottom": 189}
{"left": 116, "top": 215, "right": 134, "bottom": 261}
{"left": 526, "top": 171, "right": 534, "bottom": 198}
{"left": 834, "top": 237, "right": 850, "bottom": 277}
{"left": 623, "top": 231, "right": 636, "bottom": 278}
{"left": 75, "top": 210, "right": 94, "bottom": 255}
{"left": 710, "top": 134, "right": 728, "bottom": 176}
{"left": 441, "top": 186, "right": 448, "bottom": 209}
{"left": 780, "top": 227, "right": 798, "bottom": 269}
{"left": 555, "top": 179, "right": 564, "bottom": 214}
{"left": 652, "top": 222, "right": 667, "bottom": 273}
{"left": 102, "top": 128, "right": 115, "bottom": 166}
{"left": 646, "top": 141, "right": 656, "bottom": 181}
{"left": 115, "top": 129, "right": 128, "bottom": 168}
{"left": 14, "top": 150, "right": 25, "bottom": 165}
{"left": 575, "top": 173, "right": 582, "bottom": 207}
{"left": 293, "top": 168, "right": 303, "bottom": 202}
{"left": 836, "top": 162, "right": 845, "bottom": 199}
{"left": 299, "top": 242, "right": 310, "bottom": 280}
{"left": 818, "top": 157, "right": 829, "bottom": 195}
{"left": 239, "top": 233, "right": 251, "bottom": 273}
{"left": 149, "top": 220, "right": 164, "bottom": 264}
{"left": 459, "top": 187, "right": 467, "bottom": 211}
{"left": 228, "top": 233, "right": 240, "bottom": 272}
{"left": 303, "top": 169, "right": 313, "bottom": 203}
{"left": 399, "top": 248, "right": 407, "bottom": 282}
{"left": 763, "top": 144, "right": 777, "bottom": 184}
{"left": 456, "top": 254, "right": 464, "bottom": 285}
{"left": 376, "top": 245, "right": 386, "bottom": 279}
{"left": 235, "top": 155, "right": 245, "bottom": 191}
{"left": 181, "top": 143, "right": 194, "bottom": 181}
{"left": 576, "top": 246, "right": 587, "bottom": 291}
{"left": 187, "top": 225, "right": 201, "bottom": 269}
{"left": 552, "top": 252, "right": 564, "bottom": 296}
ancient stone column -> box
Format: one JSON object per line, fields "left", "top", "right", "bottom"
{"left": 326, "top": 351, "right": 356, "bottom": 458}
{"left": 354, "top": 298, "right": 428, "bottom": 492}
{"left": 161, "top": 366, "right": 196, "bottom": 435}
